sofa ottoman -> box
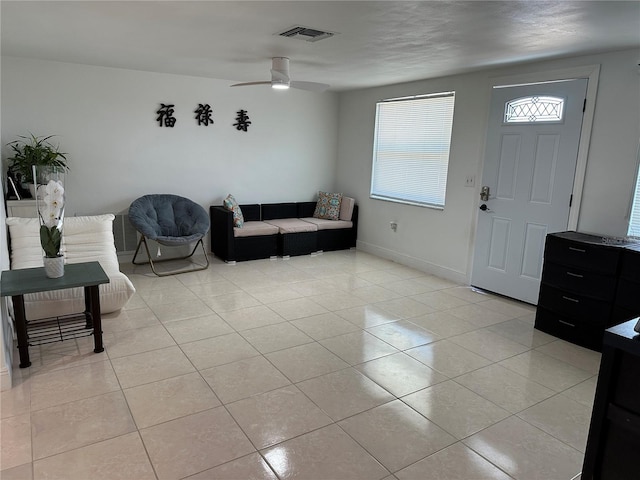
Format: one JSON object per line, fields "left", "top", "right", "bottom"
{"left": 262, "top": 203, "right": 318, "bottom": 257}
{"left": 263, "top": 218, "right": 318, "bottom": 257}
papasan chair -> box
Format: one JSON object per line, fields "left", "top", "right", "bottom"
{"left": 128, "top": 194, "right": 210, "bottom": 276}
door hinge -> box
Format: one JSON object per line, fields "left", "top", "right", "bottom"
{"left": 583, "top": 99, "right": 586, "bottom": 113}
{"left": 569, "top": 194, "right": 573, "bottom": 207}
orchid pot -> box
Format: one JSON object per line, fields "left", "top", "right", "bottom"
{"left": 34, "top": 166, "right": 66, "bottom": 278}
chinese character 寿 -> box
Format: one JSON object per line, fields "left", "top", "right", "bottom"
{"left": 233, "top": 109, "right": 251, "bottom": 132}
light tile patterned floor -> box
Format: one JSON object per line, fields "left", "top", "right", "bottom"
{"left": 1, "top": 250, "right": 600, "bottom": 479}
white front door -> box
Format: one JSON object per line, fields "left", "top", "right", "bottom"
{"left": 471, "top": 79, "right": 588, "bottom": 304}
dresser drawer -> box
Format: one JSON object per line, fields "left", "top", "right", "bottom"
{"left": 598, "top": 411, "right": 640, "bottom": 480}
{"left": 544, "top": 234, "right": 621, "bottom": 275}
{"left": 534, "top": 307, "right": 604, "bottom": 351}
{"left": 538, "top": 285, "right": 611, "bottom": 325}
{"left": 541, "top": 262, "right": 617, "bottom": 300}
{"left": 613, "top": 351, "right": 640, "bottom": 414}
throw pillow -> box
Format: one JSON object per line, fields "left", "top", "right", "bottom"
{"left": 223, "top": 194, "right": 245, "bottom": 228}
{"left": 339, "top": 196, "right": 356, "bottom": 221}
{"left": 313, "top": 191, "right": 343, "bottom": 220}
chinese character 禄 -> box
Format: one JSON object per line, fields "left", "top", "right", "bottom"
{"left": 195, "top": 104, "right": 214, "bottom": 126}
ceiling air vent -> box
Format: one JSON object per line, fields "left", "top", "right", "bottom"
{"left": 277, "top": 25, "right": 336, "bottom": 43}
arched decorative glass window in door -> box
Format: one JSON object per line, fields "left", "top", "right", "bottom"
{"left": 504, "top": 96, "right": 565, "bottom": 123}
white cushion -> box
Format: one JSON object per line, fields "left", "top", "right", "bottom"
{"left": 234, "top": 221, "right": 279, "bottom": 238}
{"left": 6, "top": 215, "right": 136, "bottom": 320}
{"left": 263, "top": 218, "right": 318, "bottom": 234}
{"left": 300, "top": 218, "right": 353, "bottom": 231}
{"left": 340, "top": 196, "right": 355, "bottom": 221}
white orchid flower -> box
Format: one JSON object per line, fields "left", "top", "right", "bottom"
{"left": 44, "top": 180, "right": 64, "bottom": 197}
{"left": 41, "top": 206, "right": 60, "bottom": 228}
{"left": 44, "top": 195, "right": 63, "bottom": 209}
{"left": 43, "top": 180, "right": 64, "bottom": 211}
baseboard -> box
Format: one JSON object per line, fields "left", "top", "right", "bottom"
{"left": 1, "top": 366, "right": 12, "bottom": 391}
{"left": 117, "top": 251, "right": 135, "bottom": 263}
{"left": 356, "top": 240, "right": 467, "bottom": 285}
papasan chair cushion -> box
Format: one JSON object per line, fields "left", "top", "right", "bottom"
{"left": 128, "top": 194, "right": 210, "bottom": 276}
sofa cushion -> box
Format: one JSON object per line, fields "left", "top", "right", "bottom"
{"left": 340, "top": 196, "right": 356, "bottom": 221}
{"left": 313, "top": 192, "right": 343, "bottom": 220}
{"left": 223, "top": 194, "right": 245, "bottom": 227}
{"left": 264, "top": 218, "right": 318, "bottom": 234}
{"left": 234, "top": 221, "right": 279, "bottom": 238}
{"left": 262, "top": 203, "right": 298, "bottom": 220}
{"left": 300, "top": 218, "right": 353, "bottom": 231}
{"left": 239, "top": 204, "right": 261, "bottom": 222}
{"left": 6, "top": 215, "right": 136, "bottom": 320}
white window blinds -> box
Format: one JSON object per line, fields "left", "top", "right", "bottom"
{"left": 370, "top": 92, "right": 455, "bottom": 209}
{"left": 628, "top": 153, "right": 640, "bottom": 237}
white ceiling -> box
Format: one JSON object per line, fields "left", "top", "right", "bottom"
{"left": 2, "top": 1, "right": 639, "bottom": 92}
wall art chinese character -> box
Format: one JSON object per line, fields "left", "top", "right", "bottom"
{"left": 233, "top": 109, "right": 251, "bottom": 132}
{"left": 195, "top": 104, "right": 213, "bottom": 126}
{"left": 156, "top": 104, "right": 177, "bottom": 127}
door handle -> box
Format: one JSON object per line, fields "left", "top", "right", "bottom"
{"left": 479, "top": 204, "right": 492, "bottom": 212}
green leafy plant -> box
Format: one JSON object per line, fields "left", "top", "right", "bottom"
{"left": 7, "top": 134, "right": 68, "bottom": 184}
{"left": 39, "top": 225, "right": 62, "bottom": 258}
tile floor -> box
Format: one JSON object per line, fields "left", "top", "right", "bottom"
{"left": 1, "top": 250, "right": 600, "bottom": 479}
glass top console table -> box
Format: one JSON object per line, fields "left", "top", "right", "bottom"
{"left": 0, "top": 261, "right": 110, "bottom": 368}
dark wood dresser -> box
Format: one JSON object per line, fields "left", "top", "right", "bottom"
{"left": 535, "top": 232, "right": 640, "bottom": 351}
{"left": 615, "top": 244, "right": 640, "bottom": 321}
{"left": 582, "top": 318, "right": 640, "bottom": 479}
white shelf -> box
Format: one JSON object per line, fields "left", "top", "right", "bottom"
{"left": 6, "top": 199, "right": 38, "bottom": 218}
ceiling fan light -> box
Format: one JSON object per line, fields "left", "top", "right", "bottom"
{"left": 272, "top": 81, "right": 290, "bottom": 90}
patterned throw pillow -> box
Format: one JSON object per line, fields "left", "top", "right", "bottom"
{"left": 223, "top": 194, "right": 245, "bottom": 228}
{"left": 313, "top": 191, "right": 343, "bottom": 220}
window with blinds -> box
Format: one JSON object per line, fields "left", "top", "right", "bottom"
{"left": 628, "top": 159, "right": 640, "bottom": 237}
{"left": 370, "top": 92, "right": 455, "bottom": 209}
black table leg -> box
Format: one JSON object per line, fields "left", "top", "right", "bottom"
{"left": 84, "top": 286, "right": 93, "bottom": 329}
{"left": 85, "top": 285, "right": 104, "bottom": 353}
{"left": 11, "top": 295, "right": 31, "bottom": 368}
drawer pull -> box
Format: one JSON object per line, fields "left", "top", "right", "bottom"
{"left": 558, "top": 320, "right": 576, "bottom": 327}
{"left": 562, "top": 295, "right": 580, "bottom": 303}
{"left": 566, "top": 271, "right": 584, "bottom": 278}
{"left": 568, "top": 247, "right": 586, "bottom": 253}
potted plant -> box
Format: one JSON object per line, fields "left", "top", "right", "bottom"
{"left": 6, "top": 134, "right": 68, "bottom": 197}
{"left": 37, "top": 175, "right": 66, "bottom": 278}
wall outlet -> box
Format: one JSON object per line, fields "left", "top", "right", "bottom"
{"left": 390, "top": 221, "right": 398, "bottom": 232}
{"left": 464, "top": 175, "right": 476, "bottom": 187}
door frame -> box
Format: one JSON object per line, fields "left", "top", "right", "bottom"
{"left": 467, "top": 64, "right": 600, "bottom": 285}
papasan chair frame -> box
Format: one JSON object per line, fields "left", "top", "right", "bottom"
{"left": 129, "top": 194, "right": 210, "bottom": 277}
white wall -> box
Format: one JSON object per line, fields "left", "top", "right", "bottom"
{"left": 336, "top": 48, "right": 640, "bottom": 283}
{"left": 1, "top": 56, "right": 340, "bottom": 216}
{"left": 1, "top": 175, "right": 12, "bottom": 391}
{"left": 1, "top": 56, "right": 339, "bottom": 382}
{"left": 0, "top": 50, "right": 11, "bottom": 389}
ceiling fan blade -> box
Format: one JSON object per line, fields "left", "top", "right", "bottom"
{"left": 230, "top": 81, "right": 271, "bottom": 87}
{"left": 290, "top": 81, "right": 330, "bottom": 92}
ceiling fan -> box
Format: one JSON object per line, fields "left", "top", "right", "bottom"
{"left": 231, "top": 57, "right": 329, "bottom": 92}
